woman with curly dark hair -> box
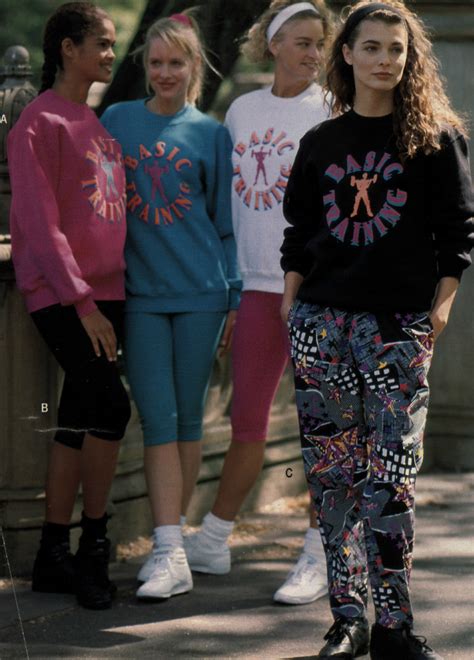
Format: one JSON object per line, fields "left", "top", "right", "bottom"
{"left": 8, "top": 2, "right": 130, "bottom": 610}
{"left": 280, "top": 1, "right": 473, "bottom": 658}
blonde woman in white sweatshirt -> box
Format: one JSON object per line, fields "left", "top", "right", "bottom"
{"left": 186, "top": 0, "right": 332, "bottom": 605}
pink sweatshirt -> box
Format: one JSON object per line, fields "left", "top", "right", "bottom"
{"left": 8, "top": 89, "right": 127, "bottom": 318}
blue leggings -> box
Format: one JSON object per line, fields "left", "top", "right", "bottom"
{"left": 125, "top": 311, "right": 225, "bottom": 445}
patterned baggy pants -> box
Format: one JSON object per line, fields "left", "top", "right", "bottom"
{"left": 288, "top": 301, "right": 434, "bottom": 628}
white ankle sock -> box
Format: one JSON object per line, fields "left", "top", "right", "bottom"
{"left": 200, "top": 512, "right": 234, "bottom": 546}
{"left": 303, "top": 526, "right": 325, "bottom": 560}
{"left": 180, "top": 515, "right": 187, "bottom": 527}
{"left": 153, "top": 525, "right": 183, "bottom": 551}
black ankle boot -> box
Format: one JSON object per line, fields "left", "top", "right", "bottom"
{"left": 32, "top": 523, "right": 76, "bottom": 594}
{"left": 75, "top": 514, "right": 116, "bottom": 610}
{"left": 370, "top": 623, "right": 443, "bottom": 660}
{"left": 318, "top": 617, "right": 370, "bottom": 658}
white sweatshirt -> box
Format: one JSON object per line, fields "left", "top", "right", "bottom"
{"left": 225, "top": 83, "right": 330, "bottom": 294}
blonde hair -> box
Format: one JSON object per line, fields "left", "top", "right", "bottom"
{"left": 242, "top": 0, "right": 333, "bottom": 64}
{"left": 326, "top": 0, "right": 467, "bottom": 158}
{"left": 134, "top": 13, "right": 216, "bottom": 105}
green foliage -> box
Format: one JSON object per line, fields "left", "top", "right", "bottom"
{"left": 0, "top": 0, "right": 146, "bottom": 89}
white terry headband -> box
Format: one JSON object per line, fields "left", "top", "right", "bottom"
{"left": 266, "top": 2, "right": 320, "bottom": 43}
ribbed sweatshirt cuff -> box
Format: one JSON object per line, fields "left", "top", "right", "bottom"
{"left": 74, "top": 295, "right": 98, "bottom": 318}
{"left": 228, "top": 288, "right": 241, "bottom": 310}
{"left": 437, "top": 265, "right": 464, "bottom": 281}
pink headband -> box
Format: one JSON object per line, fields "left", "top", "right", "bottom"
{"left": 170, "top": 13, "right": 193, "bottom": 28}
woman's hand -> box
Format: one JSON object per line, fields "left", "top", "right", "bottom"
{"left": 428, "top": 310, "right": 448, "bottom": 342}
{"left": 281, "top": 271, "right": 303, "bottom": 323}
{"left": 429, "top": 276, "right": 459, "bottom": 342}
{"left": 218, "top": 310, "right": 238, "bottom": 357}
{"left": 280, "top": 297, "right": 294, "bottom": 324}
{"left": 80, "top": 309, "right": 117, "bottom": 361}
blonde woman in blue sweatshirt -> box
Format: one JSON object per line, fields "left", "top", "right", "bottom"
{"left": 101, "top": 13, "right": 241, "bottom": 600}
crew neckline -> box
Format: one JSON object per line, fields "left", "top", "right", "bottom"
{"left": 46, "top": 88, "right": 92, "bottom": 110}
{"left": 267, "top": 82, "right": 317, "bottom": 102}
{"left": 348, "top": 108, "right": 393, "bottom": 121}
{"left": 143, "top": 99, "right": 191, "bottom": 120}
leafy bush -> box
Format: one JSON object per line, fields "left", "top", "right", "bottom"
{"left": 0, "top": 0, "right": 146, "bottom": 88}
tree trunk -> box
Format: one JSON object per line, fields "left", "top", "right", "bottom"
{"left": 98, "top": 0, "right": 271, "bottom": 115}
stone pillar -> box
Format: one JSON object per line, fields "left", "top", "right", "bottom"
{"left": 0, "top": 46, "right": 60, "bottom": 576}
{"left": 414, "top": 2, "right": 474, "bottom": 469}
{"left": 0, "top": 286, "right": 59, "bottom": 574}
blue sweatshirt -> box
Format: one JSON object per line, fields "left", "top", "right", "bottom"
{"left": 101, "top": 100, "right": 241, "bottom": 312}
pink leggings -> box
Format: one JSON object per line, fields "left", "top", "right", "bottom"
{"left": 231, "top": 290, "right": 290, "bottom": 443}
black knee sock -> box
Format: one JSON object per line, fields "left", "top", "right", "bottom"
{"left": 40, "top": 522, "right": 70, "bottom": 549}
{"left": 80, "top": 512, "right": 108, "bottom": 542}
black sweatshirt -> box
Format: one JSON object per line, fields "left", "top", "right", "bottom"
{"left": 280, "top": 110, "right": 474, "bottom": 312}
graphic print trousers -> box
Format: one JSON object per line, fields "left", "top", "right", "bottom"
{"left": 288, "top": 301, "right": 434, "bottom": 628}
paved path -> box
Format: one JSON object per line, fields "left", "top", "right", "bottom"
{"left": 1, "top": 473, "right": 473, "bottom": 659}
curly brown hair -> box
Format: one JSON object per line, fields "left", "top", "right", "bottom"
{"left": 325, "top": 0, "right": 466, "bottom": 159}
{"left": 242, "top": 0, "right": 333, "bottom": 64}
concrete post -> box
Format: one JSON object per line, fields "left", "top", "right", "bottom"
{"left": 0, "top": 46, "right": 60, "bottom": 575}
{"left": 414, "top": 2, "right": 474, "bottom": 468}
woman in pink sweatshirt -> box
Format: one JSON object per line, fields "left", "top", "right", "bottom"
{"left": 7, "top": 1, "right": 130, "bottom": 610}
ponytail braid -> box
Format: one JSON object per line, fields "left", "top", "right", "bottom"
{"left": 39, "top": 11, "right": 61, "bottom": 94}
{"left": 39, "top": 41, "right": 61, "bottom": 93}
{"left": 39, "top": 59, "right": 58, "bottom": 93}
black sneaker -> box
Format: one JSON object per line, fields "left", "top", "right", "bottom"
{"left": 32, "top": 540, "right": 76, "bottom": 594}
{"left": 318, "top": 617, "right": 370, "bottom": 658}
{"left": 75, "top": 536, "right": 116, "bottom": 610}
{"left": 370, "top": 623, "right": 444, "bottom": 659}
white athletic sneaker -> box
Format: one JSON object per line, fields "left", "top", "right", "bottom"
{"left": 137, "top": 548, "right": 160, "bottom": 583}
{"left": 273, "top": 552, "right": 328, "bottom": 605}
{"left": 183, "top": 532, "right": 231, "bottom": 574}
{"left": 136, "top": 548, "right": 193, "bottom": 600}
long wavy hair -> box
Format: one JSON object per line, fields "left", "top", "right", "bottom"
{"left": 242, "top": 0, "right": 333, "bottom": 64}
{"left": 325, "top": 0, "right": 466, "bottom": 159}
{"left": 40, "top": 2, "right": 109, "bottom": 94}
